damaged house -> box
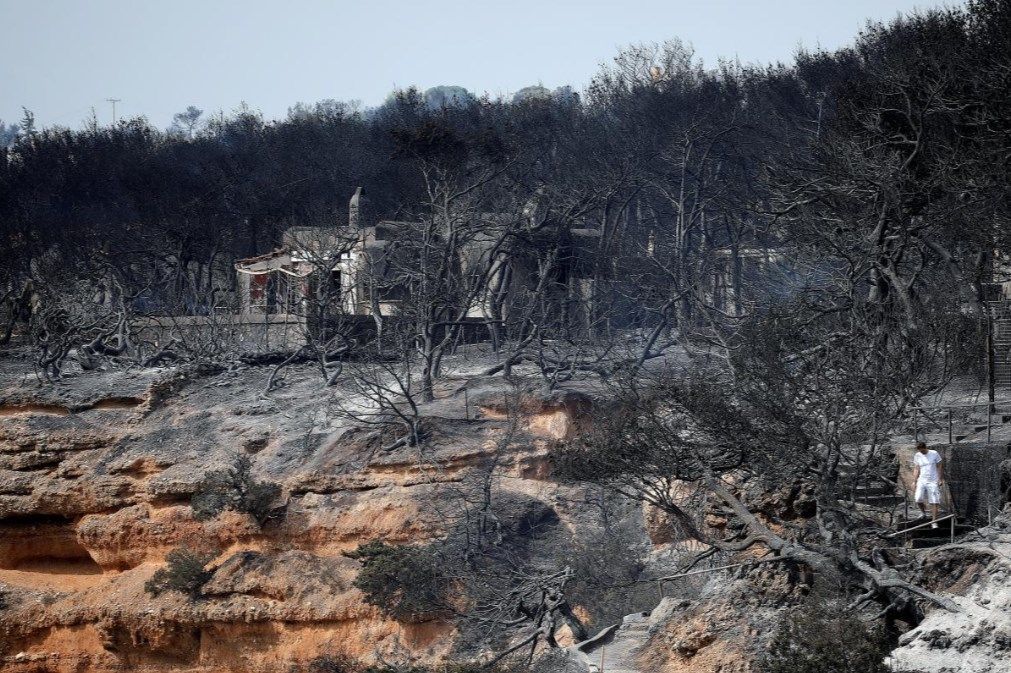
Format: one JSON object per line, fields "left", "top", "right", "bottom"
{"left": 234, "top": 188, "right": 603, "bottom": 340}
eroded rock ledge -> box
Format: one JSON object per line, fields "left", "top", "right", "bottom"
{"left": 0, "top": 360, "right": 593, "bottom": 672}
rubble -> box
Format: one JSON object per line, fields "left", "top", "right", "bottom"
{"left": 888, "top": 510, "right": 1011, "bottom": 673}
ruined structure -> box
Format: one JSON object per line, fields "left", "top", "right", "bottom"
{"left": 234, "top": 188, "right": 602, "bottom": 327}
{"left": 707, "top": 247, "right": 788, "bottom": 317}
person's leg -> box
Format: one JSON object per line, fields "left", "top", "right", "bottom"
{"left": 915, "top": 482, "right": 928, "bottom": 518}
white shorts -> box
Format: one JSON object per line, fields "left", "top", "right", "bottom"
{"left": 915, "top": 481, "right": 941, "bottom": 505}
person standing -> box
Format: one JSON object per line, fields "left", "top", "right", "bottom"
{"left": 912, "top": 441, "right": 945, "bottom": 528}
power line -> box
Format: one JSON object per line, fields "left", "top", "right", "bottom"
{"left": 105, "top": 98, "right": 121, "bottom": 125}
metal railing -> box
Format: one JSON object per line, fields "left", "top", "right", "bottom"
{"left": 886, "top": 512, "right": 957, "bottom": 545}
{"left": 911, "top": 400, "right": 999, "bottom": 444}
{"left": 901, "top": 402, "right": 1008, "bottom": 526}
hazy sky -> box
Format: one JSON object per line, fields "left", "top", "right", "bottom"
{"left": 2, "top": 0, "right": 956, "bottom": 130}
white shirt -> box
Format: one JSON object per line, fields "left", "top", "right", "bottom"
{"left": 913, "top": 450, "right": 942, "bottom": 483}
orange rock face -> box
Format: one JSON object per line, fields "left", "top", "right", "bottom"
{"left": 0, "top": 363, "right": 596, "bottom": 672}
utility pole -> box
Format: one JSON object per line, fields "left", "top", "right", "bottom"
{"left": 987, "top": 305, "right": 996, "bottom": 411}
{"left": 106, "top": 98, "right": 121, "bottom": 125}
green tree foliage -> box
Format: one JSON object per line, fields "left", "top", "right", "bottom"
{"left": 144, "top": 548, "right": 214, "bottom": 599}
{"left": 190, "top": 454, "right": 281, "bottom": 524}
{"left": 344, "top": 541, "right": 446, "bottom": 622}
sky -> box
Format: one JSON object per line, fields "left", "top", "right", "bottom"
{"left": 1, "top": 0, "right": 958, "bottom": 130}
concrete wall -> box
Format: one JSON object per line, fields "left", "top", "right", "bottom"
{"left": 132, "top": 314, "right": 307, "bottom": 355}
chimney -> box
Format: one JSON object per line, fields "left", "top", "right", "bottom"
{"left": 349, "top": 187, "right": 368, "bottom": 229}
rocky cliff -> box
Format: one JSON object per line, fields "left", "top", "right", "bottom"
{"left": 887, "top": 514, "right": 1011, "bottom": 673}
{"left": 1, "top": 350, "right": 1008, "bottom": 673}
{"left": 0, "top": 352, "right": 600, "bottom": 672}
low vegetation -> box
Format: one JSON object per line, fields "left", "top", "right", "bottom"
{"left": 344, "top": 541, "right": 447, "bottom": 622}
{"left": 190, "top": 454, "right": 281, "bottom": 524}
{"left": 759, "top": 604, "right": 893, "bottom": 673}
{"left": 307, "top": 652, "right": 524, "bottom": 673}
{"left": 143, "top": 548, "right": 215, "bottom": 599}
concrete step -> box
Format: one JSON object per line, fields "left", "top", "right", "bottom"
{"left": 897, "top": 515, "right": 957, "bottom": 524}
{"left": 618, "top": 618, "right": 651, "bottom": 630}
{"left": 909, "top": 521, "right": 969, "bottom": 532}
{"left": 896, "top": 519, "right": 973, "bottom": 536}
{"left": 912, "top": 536, "right": 954, "bottom": 549}
{"left": 855, "top": 495, "right": 905, "bottom": 506}
{"left": 853, "top": 485, "right": 896, "bottom": 497}
{"left": 853, "top": 485, "right": 901, "bottom": 495}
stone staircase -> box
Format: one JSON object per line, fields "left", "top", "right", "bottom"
{"left": 851, "top": 481, "right": 906, "bottom": 508}
{"left": 840, "top": 446, "right": 977, "bottom": 548}
{"left": 891, "top": 514, "right": 976, "bottom": 549}
{"left": 573, "top": 599, "right": 679, "bottom": 673}
{"left": 835, "top": 457, "right": 906, "bottom": 514}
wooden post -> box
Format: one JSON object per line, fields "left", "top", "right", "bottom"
{"left": 948, "top": 408, "right": 953, "bottom": 444}
{"left": 600, "top": 644, "right": 605, "bottom": 673}
{"left": 988, "top": 307, "right": 996, "bottom": 411}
